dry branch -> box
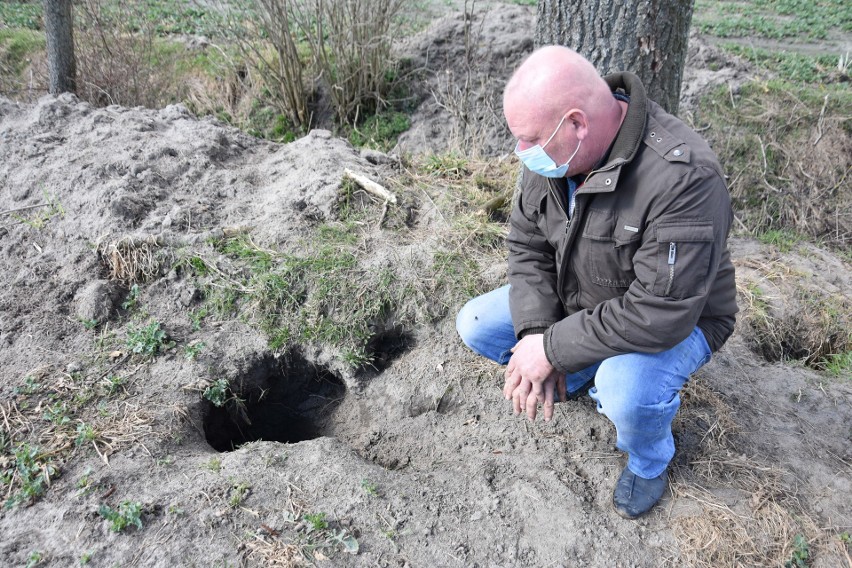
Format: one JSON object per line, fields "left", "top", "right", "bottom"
{"left": 0, "top": 203, "right": 50, "bottom": 216}
{"left": 343, "top": 169, "right": 397, "bottom": 204}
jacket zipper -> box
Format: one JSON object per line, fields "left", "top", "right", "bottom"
{"left": 548, "top": 180, "right": 580, "bottom": 309}
{"left": 547, "top": 183, "right": 570, "bottom": 233}
{"left": 664, "top": 242, "right": 676, "bottom": 296}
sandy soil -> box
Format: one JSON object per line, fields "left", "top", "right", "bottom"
{"left": 1, "top": 4, "right": 850, "bottom": 567}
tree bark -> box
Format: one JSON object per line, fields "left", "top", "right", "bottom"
{"left": 44, "top": 0, "right": 76, "bottom": 95}
{"left": 535, "top": 0, "right": 694, "bottom": 115}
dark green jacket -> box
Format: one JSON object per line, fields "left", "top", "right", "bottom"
{"left": 507, "top": 72, "right": 738, "bottom": 373}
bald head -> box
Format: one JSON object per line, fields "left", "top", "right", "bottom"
{"left": 504, "top": 46, "right": 608, "bottom": 121}
{"left": 504, "top": 46, "right": 625, "bottom": 174}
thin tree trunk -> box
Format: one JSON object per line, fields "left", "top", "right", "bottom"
{"left": 535, "top": 0, "right": 694, "bottom": 115}
{"left": 44, "top": 0, "right": 76, "bottom": 95}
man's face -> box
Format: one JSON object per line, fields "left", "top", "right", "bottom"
{"left": 506, "top": 99, "right": 576, "bottom": 166}
{"left": 515, "top": 113, "right": 567, "bottom": 155}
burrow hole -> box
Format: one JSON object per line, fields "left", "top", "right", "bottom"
{"left": 359, "top": 324, "right": 413, "bottom": 377}
{"left": 203, "top": 350, "right": 346, "bottom": 452}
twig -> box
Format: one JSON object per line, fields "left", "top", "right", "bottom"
{"left": 97, "top": 354, "right": 130, "bottom": 382}
{"left": 757, "top": 135, "right": 782, "bottom": 193}
{"left": 813, "top": 94, "right": 829, "bottom": 146}
{"left": 343, "top": 168, "right": 397, "bottom": 204}
{"left": 33, "top": 442, "right": 73, "bottom": 461}
{"left": 92, "top": 440, "right": 110, "bottom": 466}
{"left": 0, "top": 203, "right": 49, "bottom": 216}
{"left": 841, "top": 538, "right": 852, "bottom": 568}
{"left": 377, "top": 200, "right": 389, "bottom": 228}
{"left": 733, "top": 213, "right": 751, "bottom": 234}
{"left": 0, "top": 402, "right": 13, "bottom": 433}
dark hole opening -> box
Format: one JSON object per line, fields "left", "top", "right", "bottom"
{"left": 359, "top": 324, "right": 412, "bottom": 377}
{"left": 203, "top": 350, "right": 346, "bottom": 452}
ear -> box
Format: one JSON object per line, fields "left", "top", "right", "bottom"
{"left": 566, "top": 109, "right": 589, "bottom": 141}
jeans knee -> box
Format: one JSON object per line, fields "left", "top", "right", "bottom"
{"left": 593, "top": 368, "right": 650, "bottom": 429}
{"left": 594, "top": 386, "right": 632, "bottom": 427}
{"left": 454, "top": 286, "right": 516, "bottom": 363}
{"left": 455, "top": 300, "right": 479, "bottom": 348}
{"left": 594, "top": 375, "right": 681, "bottom": 435}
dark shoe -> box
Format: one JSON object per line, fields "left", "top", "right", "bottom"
{"left": 612, "top": 466, "right": 668, "bottom": 519}
{"left": 565, "top": 378, "right": 594, "bottom": 401}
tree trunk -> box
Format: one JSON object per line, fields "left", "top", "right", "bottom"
{"left": 44, "top": 0, "right": 76, "bottom": 95}
{"left": 535, "top": 0, "right": 694, "bottom": 115}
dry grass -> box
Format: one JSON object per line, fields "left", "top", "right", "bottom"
{"left": 183, "top": 62, "right": 259, "bottom": 128}
{"left": 676, "top": 380, "right": 739, "bottom": 473}
{"left": 700, "top": 81, "right": 852, "bottom": 251}
{"left": 1, "top": 364, "right": 159, "bottom": 506}
{"left": 239, "top": 482, "right": 314, "bottom": 567}
{"left": 243, "top": 538, "right": 308, "bottom": 568}
{"left": 89, "top": 400, "right": 157, "bottom": 464}
{"left": 97, "top": 234, "right": 167, "bottom": 283}
{"left": 368, "top": 154, "right": 517, "bottom": 318}
{"left": 670, "top": 377, "right": 848, "bottom": 567}
{"left": 669, "top": 483, "right": 822, "bottom": 568}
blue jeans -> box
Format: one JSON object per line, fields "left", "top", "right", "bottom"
{"left": 456, "top": 285, "right": 712, "bottom": 479}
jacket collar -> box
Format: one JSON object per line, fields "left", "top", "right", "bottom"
{"left": 571, "top": 72, "right": 648, "bottom": 195}
{"left": 602, "top": 72, "right": 648, "bottom": 167}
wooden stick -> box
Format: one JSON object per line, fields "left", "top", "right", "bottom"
{"left": 343, "top": 168, "right": 397, "bottom": 204}
{"left": 0, "top": 203, "right": 49, "bottom": 216}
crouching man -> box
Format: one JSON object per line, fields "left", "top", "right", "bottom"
{"left": 456, "top": 46, "right": 738, "bottom": 519}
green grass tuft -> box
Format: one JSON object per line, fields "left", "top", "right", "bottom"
{"left": 126, "top": 321, "right": 170, "bottom": 357}
{"left": 348, "top": 111, "right": 411, "bottom": 151}
{"left": 98, "top": 500, "right": 144, "bottom": 533}
{"left": 824, "top": 351, "right": 852, "bottom": 379}
{"left": 2, "top": 443, "right": 57, "bottom": 509}
{"left": 757, "top": 229, "right": 801, "bottom": 253}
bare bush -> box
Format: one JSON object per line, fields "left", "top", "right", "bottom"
{"left": 300, "top": 0, "right": 406, "bottom": 124}
{"left": 220, "top": 0, "right": 406, "bottom": 132}
{"left": 430, "top": 2, "right": 480, "bottom": 144}
{"left": 74, "top": 0, "right": 186, "bottom": 108}
{"left": 218, "top": 0, "right": 311, "bottom": 130}
{"left": 428, "top": 2, "right": 513, "bottom": 157}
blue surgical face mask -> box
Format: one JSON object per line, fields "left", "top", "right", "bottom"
{"left": 514, "top": 114, "right": 582, "bottom": 178}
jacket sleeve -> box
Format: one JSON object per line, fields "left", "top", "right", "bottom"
{"left": 506, "top": 170, "right": 564, "bottom": 338}
{"left": 543, "top": 165, "right": 732, "bottom": 373}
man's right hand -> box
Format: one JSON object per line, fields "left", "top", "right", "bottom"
{"left": 504, "top": 366, "right": 566, "bottom": 421}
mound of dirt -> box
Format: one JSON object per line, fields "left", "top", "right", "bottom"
{"left": 1, "top": 8, "right": 850, "bottom": 568}
{"left": 394, "top": 3, "right": 534, "bottom": 157}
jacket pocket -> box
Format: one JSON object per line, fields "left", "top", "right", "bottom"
{"left": 581, "top": 210, "right": 642, "bottom": 288}
{"left": 653, "top": 221, "right": 714, "bottom": 299}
